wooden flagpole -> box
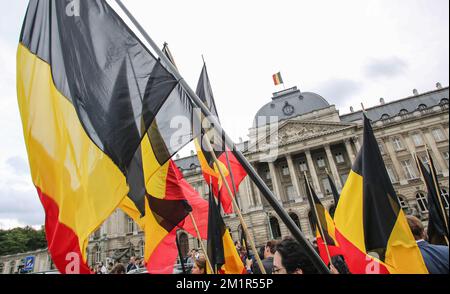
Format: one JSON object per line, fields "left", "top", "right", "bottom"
{"left": 188, "top": 212, "right": 215, "bottom": 274}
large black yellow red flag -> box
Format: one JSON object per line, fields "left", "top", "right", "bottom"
{"left": 120, "top": 158, "right": 209, "bottom": 274}
{"left": 17, "top": 0, "right": 198, "bottom": 273}
{"left": 305, "top": 180, "right": 341, "bottom": 266}
{"left": 207, "top": 190, "right": 246, "bottom": 274}
{"left": 415, "top": 155, "right": 449, "bottom": 245}
{"left": 334, "top": 115, "right": 428, "bottom": 274}
{"left": 195, "top": 64, "right": 247, "bottom": 214}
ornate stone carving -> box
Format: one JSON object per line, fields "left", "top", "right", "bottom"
{"left": 276, "top": 122, "right": 348, "bottom": 145}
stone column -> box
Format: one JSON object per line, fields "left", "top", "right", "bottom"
{"left": 286, "top": 153, "right": 303, "bottom": 201}
{"left": 384, "top": 137, "right": 407, "bottom": 185}
{"left": 268, "top": 161, "right": 283, "bottom": 202}
{"left": 324, "top": 144, "right": 342, "bottom": 189}
{"left": 250, "top": 162, "right": 263, "bottom": 207}
{"left": 353, "top": 136, "right": 361, "bottom": 152}
{"left": 423, "top": 129, "right": 449, "bottom": 176}
{"left": 344, "top": 139, "right": 356, "bottom": 162}
{"left": 305, "top": 149, "right": 323, "bottom": 197}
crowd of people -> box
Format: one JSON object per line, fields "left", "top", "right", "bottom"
{"left": 186, "top": 215, "right": 449, "bottom": 275}
{"left": 90, "top": 256, "right": 145, "bottom": 274}
{"left": 90, "top": 215, "right": 448, "bottom": 275}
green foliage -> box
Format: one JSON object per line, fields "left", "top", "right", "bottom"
{"left": 0, "top": 226, "right": 47, "bottom": 256}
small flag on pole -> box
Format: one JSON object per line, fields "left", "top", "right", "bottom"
{"left": 272, "top": 72, "right": 284, "bottom": 86}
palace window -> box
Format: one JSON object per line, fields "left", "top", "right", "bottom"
{"left": 386, "top": 165, "right": 398, "bottom": 183}
{"left": 381, "top": 114, "right": 390, "bottom": 120}
{"left": 415, "top": 192, "right": 429, "bottom": 213}
{"left": 335, "top": 152, "right": 345, "bottom": 164}
{"left": 269, "top": 217, "right": 282, "bottom": 240}
{"left": 316, "top": 157, "right": 326, "bottom": 168}
{"left": 392, "top": 137, "right": 404, "bottom": 151}
{"left": 285, "top": 185, "right": 296, "bottom": 201}
{"left": 399, "top": 109, "right": 409, "bottom": 116}
{"left": 420, "top": 155, "right": 430, "bottom": 167}
{"left": 127, "top": 216, "right": 135, "bottom": 234}
{"left": 397, "top": 196, "right": 410, "bottom": 213}
{"left": 322, "top": 178, "right": 332, "bottom": 195}
{"left": 281, "top": 165, "right": 290, "bottom": 176}
{"left": 401, "top": 160, "right": 417, "bottom": 180}
{"left": 289, "top": 213, "right": 302, "bottom": 230}
{"left": 431, "top": 128, "right": 446, "bottom": 142}
{"left": 412, "top": 133, "right": 424, "bottom": 146}
{"left": 418, "top": 104, "right": 427, "bottom": 111}
{"left": 443, "top": 151, "right": 449, "bottom": 166}
{"left": 299, "top": 160, "right": 308, "bottom": 172}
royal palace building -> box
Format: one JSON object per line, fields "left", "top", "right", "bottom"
{"left": 1, "top": 83, "right": 449, "bottom": 273}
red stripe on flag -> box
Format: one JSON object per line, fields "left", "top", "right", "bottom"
{"left": 36, "top": 187, "right": 92, "bottom": 274}
{"left": 334, "top": 228, "right": 389, "bottom": 274}
{"left": 216, "top": 150, "right": 247, "bottom": 214}
{"left": 146, "top": 229, "right": 179, "bottom": 274}
{"left": 316, "top": 236, "right": 343, "bottom": 267}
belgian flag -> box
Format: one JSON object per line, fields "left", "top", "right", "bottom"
{"left": 334, "top": 115, "right": 428, "bottom": 274}
{"left": 195, "top": 64, "right": 247, "bottom": 214}
{"left": 415, "top": 155, "right": 449, "bottom": 245}
{"left": 207, "top": 190, "right": 246, "bottom": 274}
{"left": 121, "top": 159, "right": 209, "bottom": 274}
{"left": 305, "top": 180, "right": 341, "bottom": 266}
{"left": 17, "top": 0, "right": 198, "bottom": 273}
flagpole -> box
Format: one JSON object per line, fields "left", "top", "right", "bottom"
{"left": 200, "top": 57, "right": 241, "bottom": 210}
{"left": 188, "top": 212, "right": 215, "bottom": 274}
{"left": 114, "top": 0, "right": 329, "bottom": 274}
{"left": 201, "top": 133, "right": 267, "bottom": 274}
{"left": 425, "top": 147, "right": 450, "bottom": 239}
{"left": 413, "top": 153, "right": 449, "bottom": 246}
{"left": 175, "top": 231, "right": 187, "bottom": 274}
{"left": 304, "top": 172, "right": 333, "bottom": 268}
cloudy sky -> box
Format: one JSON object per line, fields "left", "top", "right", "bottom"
{"left": 0, "top": 0, "right": 448, "bottom": 229}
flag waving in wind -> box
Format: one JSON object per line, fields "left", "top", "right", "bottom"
{"left": 415, "top": 155, "right": 449, "bottom": 245}
{"left": 305, "top": 180, "right": 341, "bottom": 266}
{"left": 207, "top": 190, "right": 246, "bottom": 274}
{"left": 334, "top": 115, "right": 428, "bottom": 274}
{"left": 195, "top": 63, "right": 248, "bottom": 214}
{"left": 17, "top": 0, "right": 200, "bottom": 273}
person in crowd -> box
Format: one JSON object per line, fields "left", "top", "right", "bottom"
{"left": 273, "top": 237, "right": 318, "bottom": 274}
{"left": 99, "top": 262, "right": 107, "bottom": 274}
{"left": 253, "top": 240, "right": 279, "bottom": 274}
{"left": 107, "top": 262, "right": 114, "bottom": 273}
{"left": 126, "top": 256, "right": 137, "bottom": 273}
{"left": 328, "top": 255, "right": 351, "bottom": 274}
{"left": 134, "top": 257, "right": 141, "bottom": 270}
{"left": 110, "top": 263, "right": 126, "bottom": 274}
{"left": 257, "top": 245, "right": 265, "bottom": 261}
{"left": 191, "top": 255, "right": 207, "bottom": 274}
{"left": 185, "top": 249, "right": 193, "bottom": 264}
{"left": 193, "top": 249, "right": 200, "bottom": 260}
{"left": 406, "top": 215, "right": 449, "bottom": 274}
